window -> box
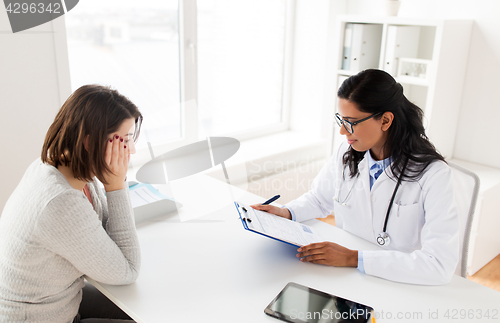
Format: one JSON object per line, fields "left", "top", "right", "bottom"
{"left": 65, "top": 0, "right": 180, "bottom": 150}
{"left": 65, "top": 0, "right": 292, "bottom": 157}
{"left": 197, "top": 0, "right": 288, "bottom": 138}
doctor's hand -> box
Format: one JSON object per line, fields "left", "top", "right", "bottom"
{"left": 297, "top": 242, "right": 358, "bottom": 267}
{"left": 250, "top": 204, "right": 292, "bottom": 220}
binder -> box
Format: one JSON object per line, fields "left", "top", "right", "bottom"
{"left": 383, "top": 26, "right": 421, "bottom": 76}
{"left": 130, "top": 183, "right": 182, "bottom": 224}
{"left": 234, "top": 202, "right": 323, "bottom": 248}
{"left": 342, "top": 23, "right": 383, "bottom": 72}
{"left": 342, "top": 23, "right": 354, "bottom": 70}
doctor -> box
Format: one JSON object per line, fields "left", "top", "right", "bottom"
{"left": 252, "top": 69, "right": 459, "bottom": 285}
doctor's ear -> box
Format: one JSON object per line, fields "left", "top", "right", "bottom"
{"left": 381, "top": 112, "right": 394, "bottom": 131}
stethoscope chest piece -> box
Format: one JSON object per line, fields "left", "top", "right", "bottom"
{"left": 377, "top": 232, "right": 391, "bottom": 246}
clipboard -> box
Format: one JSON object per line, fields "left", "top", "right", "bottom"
{"left": 234, "top": 202, "right": 323, "bottom": 248}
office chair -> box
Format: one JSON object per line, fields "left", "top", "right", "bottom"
{"left": 448, "top": 161, "right": 480, "bottom": 278}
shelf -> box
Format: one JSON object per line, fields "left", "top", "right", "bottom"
{"left": 332, "top": 16, "right": 472, "bottom": 158}
{"left": 338, "top": 71, "right": 430, "bottom": 86}
{"left": 396, "top": 75, "right": 429, "bottom": 87}
{"left": 337, "top": 69, "right": 359, "bottom": 77}
{"left": 336, "top": 14, "right": 463, "bottom": 27}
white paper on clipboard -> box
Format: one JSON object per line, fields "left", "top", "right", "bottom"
{"left": 237, "top": 203, "right": 323, "bottom": 247}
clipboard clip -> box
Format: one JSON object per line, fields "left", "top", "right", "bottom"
{"left": 238, "top": 206, "right": 252, "bottom": 222}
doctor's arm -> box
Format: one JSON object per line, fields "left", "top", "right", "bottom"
{"left": 282, "top": 145, "right": 345, "bottom": 223}
{"left": 250, "top": 144, "right": 344, "bottom": 222}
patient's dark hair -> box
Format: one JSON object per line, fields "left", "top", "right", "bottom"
{"left": 337, "top": 69, "right": 445, "bottom": 181}
{"left": 42, "top": 84, "right": 143, "bottom": 184}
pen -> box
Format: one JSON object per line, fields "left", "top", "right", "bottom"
{"left": 262, "top": 195, "right": 280, "bottom": 205}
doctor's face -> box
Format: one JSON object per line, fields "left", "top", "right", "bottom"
{"left": 337, "top": 99, "right": 389, "bottom": 160}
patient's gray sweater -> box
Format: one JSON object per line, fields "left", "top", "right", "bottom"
{"left": 0, "top": 159, "right": 140, "bottom": 323}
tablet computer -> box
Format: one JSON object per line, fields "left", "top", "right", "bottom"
{"left": 265, "top": 282, "right": 374, "bottom": 323}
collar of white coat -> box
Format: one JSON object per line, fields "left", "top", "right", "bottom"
{"left": 365, "top": 149, "right": 392, "bottom": 173}
{"left": 361, "top": 150, "right": 394, "bottom": 188}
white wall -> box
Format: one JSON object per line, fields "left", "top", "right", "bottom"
{"left": 289, "top": 0, "right": 347, "bottom": 154}
{"left": 346, "top": 0, "right": 500, "bottom": 168}
{"left": 0, "top": 10, "right": 69, "bottom": 210}
{"left": 288, "top": 0, "right": 331, "bottom": 136}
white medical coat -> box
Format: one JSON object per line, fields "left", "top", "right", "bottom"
{"left": 286, "top": 143, "right": 459, "bottom": 285}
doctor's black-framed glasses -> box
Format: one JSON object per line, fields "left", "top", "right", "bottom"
{"left": 335, "top": 112, "right": 383, "bottom": 134}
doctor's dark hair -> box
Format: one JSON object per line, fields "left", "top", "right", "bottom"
{"left": 42, "top": 84, "right": 143, "bottom": 184}
{"left": 337, "top": 69, "right": 445, "bottom": 181}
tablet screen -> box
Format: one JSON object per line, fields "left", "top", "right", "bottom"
{"left": 265, "top": 283, "right": 373, "bottom": 323}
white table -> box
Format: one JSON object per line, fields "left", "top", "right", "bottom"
{"left": 88, "top": 174, "right": 500, "bottom": 323}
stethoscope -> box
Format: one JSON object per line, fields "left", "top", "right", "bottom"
{"left": 334, "top": 160, "right": 408, "bottom": 247}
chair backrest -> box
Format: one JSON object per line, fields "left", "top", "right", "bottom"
{"left": 448, "top": 161, "right": 480, "bottom": 278}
